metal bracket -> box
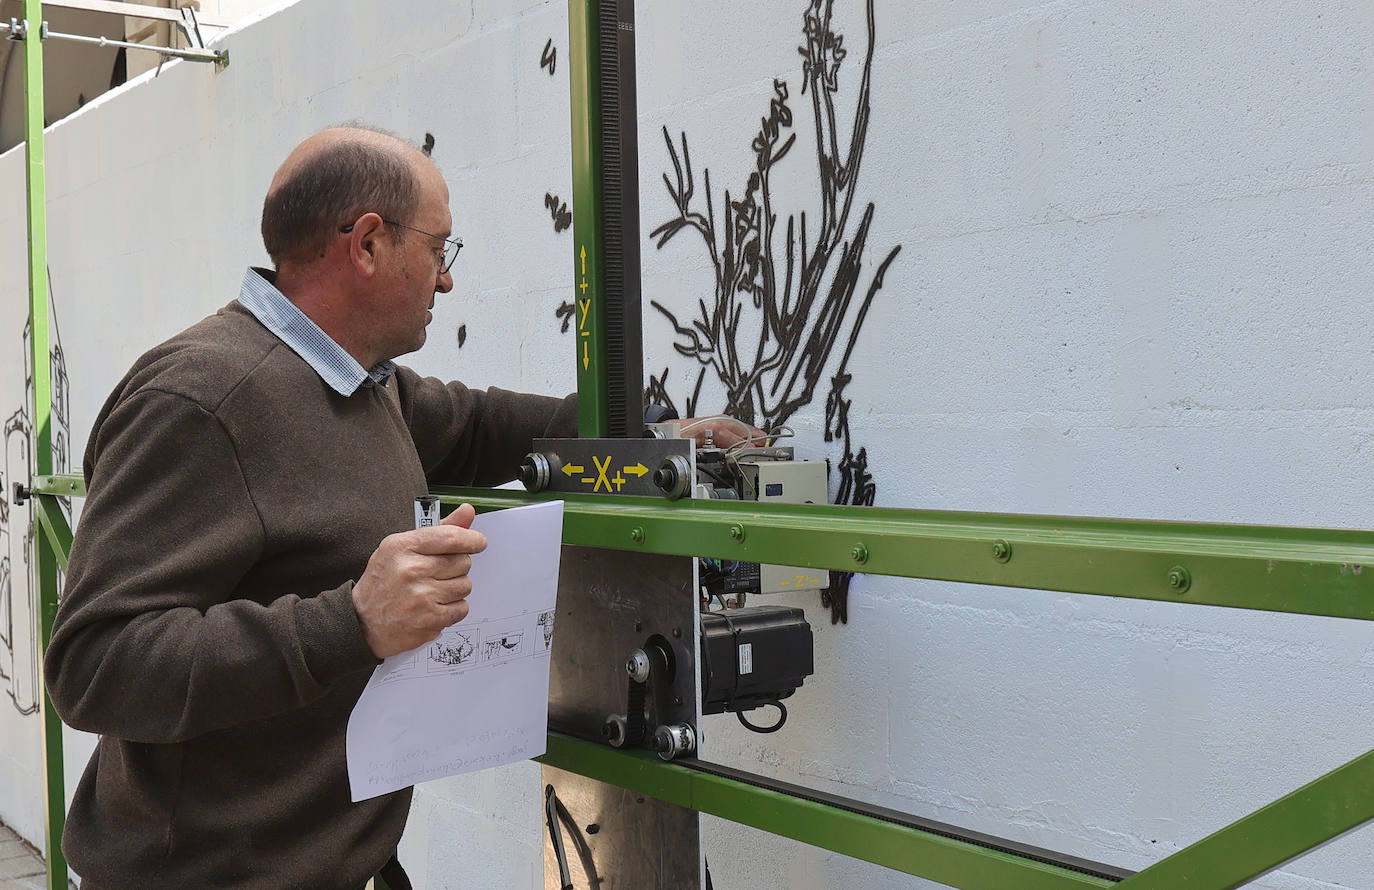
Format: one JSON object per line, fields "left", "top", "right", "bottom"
{"left": 5, "top": 18, "right": 26, "bottom": 40}
{"left": 176, "top": 6, "right": 204, "bottom": 50}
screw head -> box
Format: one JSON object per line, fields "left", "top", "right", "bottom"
{"left": 1167, "top": 566, "right": 1191, "bottom": 593}
{"left": 630, "top": 526, "right": 645, "bottom": 544}
{"left": 851, "top": 543, "right": 869, "bottom": 565}
{"left": 992, "top": 540, "right": 1013, "bottom": 563}
{"left": 730, "top": 523, "right": 746, "bottom": 543}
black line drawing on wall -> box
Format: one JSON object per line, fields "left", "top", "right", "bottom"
{"left": 456, "top": 323, "right": 467, "bottom": 349}
{"left": 1, "top": 280, "right": 71, "bottom": 716}
{"left": 555, "top": 300, "right": 576, "bottom": 333}
{"left": 540, "top": 38, "right": 557, "bottom": 76}
{"left": 645, "top": 0, "right": 900, "bottom": 624}
{"left": 421, "top": 132, "right": 436, "bottom": 157}
{"left": 544, "top": 192, "right": 572, "bottom": 233}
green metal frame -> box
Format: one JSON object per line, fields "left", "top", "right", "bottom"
{"left": 20, "top": 2, "right": 69, "bottom": 886}
{"left": 18, "top": 2, "right": 1374, "bottom": 888}
{"left": 568, "top": 0, "right": 609, "bottom": 438}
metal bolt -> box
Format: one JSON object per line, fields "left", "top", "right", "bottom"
{"left": 730, "top": 523, "right": 746, "bottom": 543}
{"left": 13, "top": 482, "right": 30, "bottom": 506}
{"left": 634, "top": 620, "right": 643, "bottom": 632}
{"left": 992, "top": 539, "right": 1013, "bottom": 563}
{"left": 1167, "top": 566, "right": 1191, "bottom": 593}
{"left": 851, "top": 543, "right": 869, "bottom": 565}
{"left": 625, "top": 650, "right": 651, "bottom": 682}
{"left": 630, "top": 526, "right": 645, "bottom": 545}
{"left": 671, "top": 626, "right": 682, "bottom": 639}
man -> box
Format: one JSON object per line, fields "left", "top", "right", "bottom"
{"left": 45, "top": 126, "right": 751, "bottom": 889}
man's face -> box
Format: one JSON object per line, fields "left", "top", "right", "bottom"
{"left": 378, "top": 162, "right": 454, "bottom": 359}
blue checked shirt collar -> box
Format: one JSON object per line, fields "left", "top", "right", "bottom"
{"left": 238, "top": 267, "right": 396, "bottom": 396}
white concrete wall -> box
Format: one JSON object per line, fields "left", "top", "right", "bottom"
{"left": 2, "top": 0, "right": 1373, "bottom": 888}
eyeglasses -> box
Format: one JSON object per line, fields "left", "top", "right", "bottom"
{"left": 340, "top": 218, "right": 463, "bottom": 273}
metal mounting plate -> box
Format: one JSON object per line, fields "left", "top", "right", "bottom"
{"left": 541, "top": 438, "right": 702, "bottom": 888}
{"left": 532, "top": 437, "right": 690, "bottom": 498}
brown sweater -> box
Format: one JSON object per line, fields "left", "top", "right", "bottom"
{"left": 45, "top": 301, "right": 575, "bottom": 889}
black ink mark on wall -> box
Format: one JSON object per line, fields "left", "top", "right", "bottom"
{"left": 541, "top": 38, "right": 557, "bottom": 75}
{"left": 456, "top": 324, "right": 467, "bottom": 348}
{"left": 547, "top": 192, "right": 574, "bottom": 332}
{"left": 544, "top": 193, "right": 572, "bottom": 233}
{"left": 555, "top": 301, "right": 576, "bottom": 333}
{"left": 421, "top": 132, "right": 436, "bottom": 157}
{"left": 1, "top": 276, "right": 71, "bottom": 716}
{"left": 647, "top": 0, "right": 900, "bottom": 624}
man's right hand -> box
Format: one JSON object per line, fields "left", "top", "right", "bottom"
{"left": 352, "top": 503, "right": 487, "bottom": 658}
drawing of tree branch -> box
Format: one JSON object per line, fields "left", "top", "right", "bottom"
{"left": 647, "top": 0, "right": 900, "bottom": 623}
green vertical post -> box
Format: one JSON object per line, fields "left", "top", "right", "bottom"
{"left": 22, "top": 1, "right": 68, "bottom": 886}
{"left": 568, "top": 0, "right": 609, "bottom": 436}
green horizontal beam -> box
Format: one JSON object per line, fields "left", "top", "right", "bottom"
{"left": 436, "top": 488, "right": 1374, "bottom": 622}
{"left": 1118, "top": 745, "right": 1374, "bottom": 889}
{"left": 538, "top": 732, "right": 1114, "bottom": 890}
{"left": 31, "top": 473, "right": 85, "bottom": 497}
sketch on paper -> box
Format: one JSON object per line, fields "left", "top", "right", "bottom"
{"left": 644, "top": 0, "right": 898, "bottom": 623}
{"left": 537, "top": 609, "right": 554, "bottom": 651}
{"left": 428, "top": 630, "right": 476, "bottom": 668}
{"left": 481, "top": 629, "right": 525, "bottom": 662}
{"left": 1, "top": 280, "right": 71, "bottom": 716}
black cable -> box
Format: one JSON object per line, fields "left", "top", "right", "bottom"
{"left": 544, "top": 784, "right": 603, "bottom": 890}
{"left": 554, "top": 793, "right": 602, "bottom": 889}
{"left": 544, "top": 785, "right": 573, "bottom": 890}
{"left": 736, "top": 699, "right": 787, "bottom": 733}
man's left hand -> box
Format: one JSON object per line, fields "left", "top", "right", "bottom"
{"left": 677, "top": 415, "right": 768, "bottom": 449}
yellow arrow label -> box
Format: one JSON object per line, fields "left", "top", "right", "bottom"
{"left": 580, "top": 245, "right": 586, "bottom": 275}
{"left": 578, "top": 298, "right": 591, "bottom": 331}
{"left": 582, "top": 341, "right": 590, "bottom": 369}
{"left": 562, "top": 463, "right": 584, "bottom": 476}
{"left": 622, "top": 463, "right": 648, "bottom": 477}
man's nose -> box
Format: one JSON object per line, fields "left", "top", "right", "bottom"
{"left": 435, "top": 267, "right": 454, "bottom": 294}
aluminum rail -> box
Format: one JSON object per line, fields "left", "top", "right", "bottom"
{"left": 23, "top": 25, "right": 227, "bottom": 63}
{"left": 37, "top": 0, "right": 230, "bottom": 29}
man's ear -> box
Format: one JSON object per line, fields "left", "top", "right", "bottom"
{"left": 347, "top": 212, "right": 387, "bottom": 279}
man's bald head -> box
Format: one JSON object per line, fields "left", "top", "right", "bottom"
{"left": 261, "top": 125, "right": 431, "bottom": 269}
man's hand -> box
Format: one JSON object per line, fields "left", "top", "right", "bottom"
{"left": 678, "top": 415, "right": 769, "bottom": 449}
{"left": 352, "top": 503, "right": 487, "bottom": 659}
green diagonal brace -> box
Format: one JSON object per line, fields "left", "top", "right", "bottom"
{"left": 1117, "top": 746, "right": 1374, "bottom": 888}
{"left": 538, "top": 732, "right": 1115, "bottom": 890}
{"left": 435, "top": 488, "right": 1374, "bottom": 622}
{"left": 33, "top": 494, "right": 73, "bottom": 573}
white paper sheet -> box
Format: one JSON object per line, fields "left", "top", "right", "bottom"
{"left": 346, "top": 500, "right": 564, "bottom": 801}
